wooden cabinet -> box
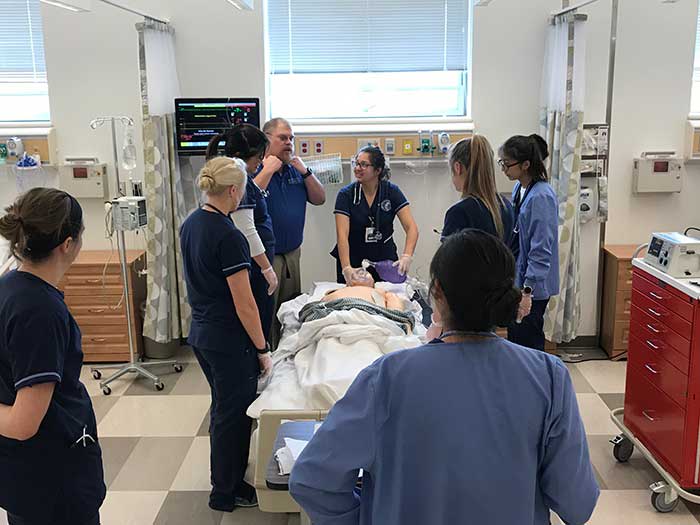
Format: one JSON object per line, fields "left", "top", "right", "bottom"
{"left": 601, "top": 245, "right": 639, "bottom": 358}
{"left": 624, "top": 263, "right": 700, "bottom": 487}
{"left": 59, "top": 250, "right": 146, "bottom": 363}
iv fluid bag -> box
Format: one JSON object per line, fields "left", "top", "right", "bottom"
{"left": 122, "top": 127, "right": 138, "bottom": 171}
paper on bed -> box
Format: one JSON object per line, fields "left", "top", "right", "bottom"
{"left": 275, "top": 437, "right": 310, "bottom": 475}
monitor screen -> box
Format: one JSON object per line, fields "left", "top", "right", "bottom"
{"left": 174, "top": 98, "right": 261, "bottom": 156}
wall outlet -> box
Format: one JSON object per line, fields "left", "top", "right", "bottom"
{"left": 314, "top": 140, "right": 324, "bottom": 154}
{"left": 299, "top": 140, "right": 310, "bottom": 155}
{"left": 385, "top": 138, "right": 396, "bottom": 155}
{"left": 357, "top": 138, "right": 381, "bottom": 150}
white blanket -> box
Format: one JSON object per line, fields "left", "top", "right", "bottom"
{"left": 247, "top": 287, "right": 425, "bottom": 419}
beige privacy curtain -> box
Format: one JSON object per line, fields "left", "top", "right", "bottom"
{"left": 540, "top": 16, "right": 587, "bottom": 343}
{"left": 137, "top": 21, "right": 196, "bottom": 343}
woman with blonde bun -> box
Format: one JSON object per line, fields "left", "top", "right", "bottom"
{"left": 180, "top": 156, "right": 272, "bottom": 512}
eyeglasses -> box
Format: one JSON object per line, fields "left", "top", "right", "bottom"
{"left": 498, "top": 159, "right": 521, "bottom": 171}
{"left": 267, "top": 133, "right": 295, "bottom": 143}
{"left": 352, "top": 159, "right": 374, "bottom": 170}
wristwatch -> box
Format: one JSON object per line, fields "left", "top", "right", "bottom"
{"left": 256, "top": 342, "right": 271, "bottom": 355}
{"left": 522, "top": 286, "right": 533, "bottom": 295}
{"left": 302, "top": 167, "right": 313, "bottom": 179}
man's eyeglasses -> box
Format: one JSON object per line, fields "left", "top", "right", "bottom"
{"left": 498, "top": 159, "right": 520, "bottom": 171}
{"left": 267, "top": 133, "right": 295, "bottom": 143}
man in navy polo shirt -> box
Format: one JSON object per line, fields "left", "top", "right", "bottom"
{"left": 255, "top": 118, "right": 326, "bottom": 347}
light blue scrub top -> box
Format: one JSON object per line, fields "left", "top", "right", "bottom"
{"left": 289, "top": 336, "right": 599, "bottom": 525}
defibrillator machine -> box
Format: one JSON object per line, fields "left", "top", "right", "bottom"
{"left": 644, "top": 232, "right": 700, "bottom": 279}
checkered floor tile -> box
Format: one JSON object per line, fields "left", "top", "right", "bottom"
{"left": 0, "top": 345, "right": 693, "bottom": 524}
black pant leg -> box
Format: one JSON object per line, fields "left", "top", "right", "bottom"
{"left": 194, "top": 346, "right": 259, "bottom": 505}
{"left": 507, "top": 299, "right": 550, "bottom": 351}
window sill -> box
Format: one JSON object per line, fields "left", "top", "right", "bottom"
{"left": 0, "top": 124, "right": 53, "bottom": 137}
{"left": 293, "top": 119, "right": 474, "bottom": 135}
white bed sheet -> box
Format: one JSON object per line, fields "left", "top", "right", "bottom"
{"left": 247, "top": 282, "right": 426, "bottom": 419}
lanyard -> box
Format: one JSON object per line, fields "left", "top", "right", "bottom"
{"left": 354, "top": 181, "right": 384, "bottom": 230}
{"left": 438, "top": 330, "right": 498, "bottom": 342}
{"left": 203, "top": 203, "right": 233, "bottom": 222}
{"left": 512, "top": 180, "right": 538, "bottom": 217}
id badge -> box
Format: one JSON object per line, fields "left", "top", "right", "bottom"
{"left": 365, "top": 227, "right": 382, "bottom": 243}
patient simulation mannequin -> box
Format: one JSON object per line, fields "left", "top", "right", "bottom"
{"left": 323, "top": 285, "right": 405, "bottom": 311}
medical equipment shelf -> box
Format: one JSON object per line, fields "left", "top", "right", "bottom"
{"left": 609, "top": 259, "right": 700, "bottom": 513}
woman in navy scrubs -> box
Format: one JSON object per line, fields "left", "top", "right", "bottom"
{"left": 290, "top": 230, "right": 598, "bottom": 525}
{"left": 180, "top": 157, "right": 273, "bottom": 512}
{"left": 441, "top": 135, "right": 514, "bottom": 245}
{"left": 499, "top": 134, "right": 559, "bottom": 352}
{"left": 332, "top": 146, "right": 419, "bottom": 284}
{"left": 206, "top": 124, "right": 281, "bottom": 339}
{"left": 0, "top": 188, "right": 105, "bottom": 525}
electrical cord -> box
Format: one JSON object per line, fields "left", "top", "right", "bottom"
{"left": 685, "top": 227, "right": 700, "bottom": 238}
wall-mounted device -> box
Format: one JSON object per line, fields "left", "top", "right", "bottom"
{"left": 633, "top": 151, "right": 683, "bottom": 193}
{"left": 438, "top": 132, "right": 451, "bottom": 154}
{"left": 644, "top": 232, "right": 700, "bottom": 278}
{"left": 357, "top": 138, "right": 380, "bottom": 150}
{"left": 579, "top": 186, "right": 598, "bottom": 224}
{"left": 6, "top": 137, "right": 24, "bottom": 160}
{"left": 175, "top": 98, "right": 261, "bottom": 156}
{"left": 111, "top": 196, "right": 148, "bottom": 231}
{"left": 59, "top": 157, "right": 109, "bottom": 199}
{"left": 418, "top": 131, "right": 435, "bottom": 155}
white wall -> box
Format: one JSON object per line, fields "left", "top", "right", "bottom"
{"left": 39, "top": 0, "right": 700, "bottom": 339}
{"left": 605, "top": 0, "right": 699, "bottom": 244}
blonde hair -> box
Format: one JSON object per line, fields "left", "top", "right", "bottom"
{"left": 197, "top": 156, "right": 247, "bottom": 195}
{"left": 448, "top": 135, "right": 505, "bottom": 238}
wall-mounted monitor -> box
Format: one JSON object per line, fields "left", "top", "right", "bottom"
{"left": 174, "top": 98, "right": 261, "bottom": 156}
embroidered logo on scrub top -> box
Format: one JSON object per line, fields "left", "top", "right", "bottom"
{"left": 380, "top": 199, "right": 392, "bottom": 212}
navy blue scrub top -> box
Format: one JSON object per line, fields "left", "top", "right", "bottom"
{"left": 0, "top": 271, "right": 96, "bottom": 448}
{"left": 239, "top": 175, "right": 276, "bottom": 264}
{"left": 332, "top": 180, "right": 409, "bottom": 267}
{"left": 180, "top": 208, "right": 252, "bottom": 353}
{"left": 257, "top": 164, "right": 308, "bottom": 255}
{"left": 441, "top": 196, "right": 515, "bottom": 247}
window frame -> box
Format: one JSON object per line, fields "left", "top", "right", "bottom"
{"left": 0, "top": 0, "right": 51, "bottom": 126}
{"left": 263, "top": 0, "right": 475, "bottom": 131}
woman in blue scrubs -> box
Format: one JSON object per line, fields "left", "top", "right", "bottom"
{"left": 441, "top": 135, "right": 514, "bottom": 245}
{"left": 0, "top": 188, "right": 105, "bottom": 525}
{"left": 499, "top": 134, "right": 559, "bottom": 351}
{"left": 289, "top": 229, "right": 598, "bottom": 525}
{"left": 180, "top": 157, "right": 272, "bottom": 512}
{"left": 332, "top": 146, "right": 419, "bottom": 284}
{"left": 206, "top": 124, "right": 280, "bottom": 339}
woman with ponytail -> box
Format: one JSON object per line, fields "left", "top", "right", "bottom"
{"left": 289, "top": 230, "right": 598, "bottom": 525}
{"left": 332, "top": 145, "right": 419, "bottom": 284}
{"left": 206, "top": 124, "right": 281, "bottom": 339}
{"left": 0, "top": 189, "right": 106, "bottom": 524}
{"left": 498, "top": 134, "right": 559, "bottom": 352}
{"left": 180, "top": 157, "right": 272, "bottom": 512}
{"left": 441, "top": 135, "right": 514, "bottom": 244}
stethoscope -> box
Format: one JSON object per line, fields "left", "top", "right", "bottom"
{"left": 353, "top": 181, "right": 393, "bottom": 244}
{"left": 512, "top": 181, "right": 539, "bottom": 235}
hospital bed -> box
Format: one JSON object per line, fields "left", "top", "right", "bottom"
{"left": 249, "top": 281, "right": 429, "bottom": 515}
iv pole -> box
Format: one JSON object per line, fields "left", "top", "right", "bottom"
{"left": 88, "top": 116, "right": 181, "bottom": 395}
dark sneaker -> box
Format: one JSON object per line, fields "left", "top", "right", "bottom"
{"left": 235, "top": 493, "right": 259, "bottom": 508}
{"left": 209, "top": 496, "right": 235, "bottom": 513}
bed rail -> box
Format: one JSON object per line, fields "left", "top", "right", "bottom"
{"left": 255, "top": 409, "right": 328, "bottom": 513}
